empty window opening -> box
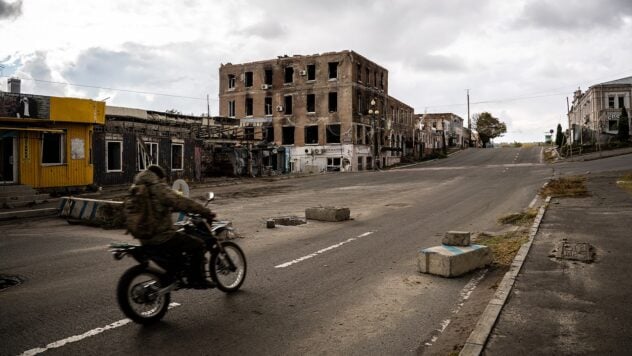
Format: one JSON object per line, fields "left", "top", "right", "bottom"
{"left": 305, "top": 125, "right": 319, "bottom": 144}
{"left": 357, "top": 63, "right": 362, "bottom": 82}
{"left": 282, "top": 126, "right": 295, "bottom": 145}
{"left": 264, "top": 126, "right": 274, "bottom": 142}
{"left": 228, "top": 74, "right": 236, "bottom": 89}
{"left": 228, "top": 100, "right": 235, "bottom": 117}
{"left": 42, "top": 132, "right": 65, "bottom": 165}
{"left": 618, "top": 96, "right": 625, "bottom": 108}
{"left": 609, "top": 96, "right": 615, "bottom": 108}
{"left": 265, "top": 97, "right": 273, "bottom": 116}
{"left": 245, "top": 97, "right": 254, "bottom": 116}
{"left": 244, "top": 127, "right": 255, "bottom": 141}
{"left": 265, "top": 69, "right": 273, "bottom": 85}
{"left": 284, "top": 95, "right": 293, "bottom": 115}
{"left": 380, "top": 72, "right": 384, "bottom": 88}
{"left": 284, "top": 67, "right": 294, "bottom": 83}
{"left": 307, "top": 64, "right": 316, "bottom": 81}
{"left": 366, "top": 156, "right": 373, "bottom": 170}
{"left": 328, "top": 62, "right": 338, "bottom": 79}
{"left": 106, "top": 140, "right": 122, "bottom": 172}
{"left": 328, "top": 92, "right": 338, "bottom": 113}
{"left": 357, "top": 157, "right": 363, "bottom": 171}
{"left": 307, "top": 94, "right": 316, "bottom": 113}
{"left": 327, "top": 157, "right": 341, "bottom": 172}
{"left": 326, "top": 124, "right": 341, "bottom": 144}
{"left": 365, "top": 68, "right": 370, "bottom": 84}
{"left": 609, "top": 119, "right": 618, "bottom": 131}
{"left": 245, "top": 72, "right": 253, "bottom": 87}
{"left": 171, "top": 144, "right": 183, "bottom": 171}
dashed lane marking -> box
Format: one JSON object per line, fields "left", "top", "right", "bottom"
{"left": 19, "top": 303, "right": 181, "bottom": 356}
{"left": 274, "top": 231, "right": 375, "bottom": 268}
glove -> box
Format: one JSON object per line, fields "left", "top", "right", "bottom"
{"left": 203, "top": 211, "right": 216, "bottom": 221}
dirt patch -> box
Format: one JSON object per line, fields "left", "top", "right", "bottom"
{"left": 540, "top": 176, "right": 589, "bottom": 198}
{"left": 498, "top": 208, "right": 537, "bottom": 226}
{"left": 474, "top": 230, "right": 529, "bottom": 266}
{"left": 616, "top": 172, "right": 632, "bottom": 195}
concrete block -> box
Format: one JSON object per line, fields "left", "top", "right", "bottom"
{"left": 59, "top": 197, "right": 124, "bottom": 228}
{"left": 442, "top": 231, "right": 471, "bottom": 246}
{"left": 305, "top": 207, "right": 350, "bottom": 222}
{"left": 418, "top": 244, "right": 492, "bottom": 278}
{"left": 266, "top": 219, "right": 276, "bottom": 228}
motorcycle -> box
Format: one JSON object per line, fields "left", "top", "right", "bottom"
{"left": 109, "top": 192, "right": 247, "bottom": 325}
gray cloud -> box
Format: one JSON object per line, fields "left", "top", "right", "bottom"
{"left": 407, "top": 53, "right": 467, "bottom": 73}
{"left": 0, "top": 0, "right": 22, "bottom": 20}
{"left": 516, "top": 0, "right": 632, "bottom": 30}
{"left": 239, "top": 20, "right": 286, "bottom": 40}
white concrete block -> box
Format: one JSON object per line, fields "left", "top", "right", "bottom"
{"left": 418, "top": 244, "right": 492, "bottom": 277}
{"left": 442, "top": 231, "right": 471, "bottom": 246}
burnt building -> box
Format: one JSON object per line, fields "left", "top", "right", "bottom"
{"left": 218, "top": 50, "right": 415, "bottom": 172}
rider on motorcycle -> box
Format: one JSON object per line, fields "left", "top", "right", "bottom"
{"left": 131, "top": 165, "right": 216, "bottom": 289}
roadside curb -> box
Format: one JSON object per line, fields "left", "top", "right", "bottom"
{"left": 0, "top": 207, "right": 59, "bottom": 221}
{"left": 459, "top": 195, "right": 552, "bottom": 356}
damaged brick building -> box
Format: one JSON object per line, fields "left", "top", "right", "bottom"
{"left": 218, "top": 50, "right": 415, "bottom": 173}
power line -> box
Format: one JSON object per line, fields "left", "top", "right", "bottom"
{"left": 0, "top": 75, "right": 213, "bottom": 101}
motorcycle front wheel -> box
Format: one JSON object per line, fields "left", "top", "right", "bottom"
{"left": 117, "top": 265, "right": 171, "bottom": 325}
{"left": 209, "top": 241, "right": 247, "bottom": 293}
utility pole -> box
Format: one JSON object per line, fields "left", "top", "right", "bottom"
{"left": 206, "top": 94, "right": 210, "bottom": 118}
{"left": 467, "top": 89, "right": 471, "bottom": 147}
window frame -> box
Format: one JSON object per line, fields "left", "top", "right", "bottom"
{"left": 304, "top": 125, "right": 319, "bottom": 145}
{"left": 171, "top": 143, "right": 184, "bottom": 171}
{"left": 228, "top": 100, "right": 236, "bottom": 118}
{"left": 326, "top": 124, "right": 341, "bottom": 144}
{"left": 244, "top": 71, "right": 253, "bottom": 87}
{"left": 41, "top": 132, "right": 66, "bottom": 166}
{"left": 105, "top": 140, "right": 123, "bottom": 172}
{"left": 228, "top": 74, "right": 236, "bottom": 89}
{"left": 245, "top": 97, "right": 254, "bottom": 117}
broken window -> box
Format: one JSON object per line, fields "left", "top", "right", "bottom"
{"left": 42, "top": 132, "right": 65, "bottom": 165}
{"left": 357, "top": 63, "right": 362, "bottom": 82}
{"left": 307, "top": 94, "right": 316, "bottom": 113}
{"left": 282, "top": 126, "right": 295, "bottom": 145}
{"left": 305, "top": 125, "right": 319, "bottom": 144}
{"left": 264, "top": 126, "right": 274, "bottom": 142}
{"left": 357, "top": 157, "right": 363, "bottom": 171}
{"left": 609, "top": 119, "right": 618, "bottom": 131}
{"left": 284, "top": 95, "right": 293, "bottom": 115}
{"left": 609, "top": 96, "right": 615, "bottom": 108}
{"left": 328, "top": 62, "right": 338, "bottom": 80}
{"left": 265, "top": 97, "right": 272, "bottom": 116}
{"left": 307, "top": 64, "right": 316, "bottom": 81}
{"left": 284, "top": 66, "right": 294, "bottom": 83}
{"left": 618, "top": 96, "right": 625, "bottom": 108}
{"left": 326, "top": 124, "right": 341, "bottom": 144}
{"left": 380, "top": 72, "right": 384, "bottom": 88}
{"left": 365, "top": 68, "right": 370, "bottom": 85}
{"left": 328, "top": 92, "right": 337, "bottom": 113}
{"left": 244, "top": 126, "right": 255, "bottom": 141}
{"left": 327, "top": 157, "right": 341, "bottom": 171}
{"left": 245, "top": 71, "right": 253, "bottom": 87}
{"left": 228, "top": 100, "right": 235, "bottom": 117}
{"left": 228, "top": 74, "right": 236, "bottom": 89}
{"left": 265, "top": 69, "right": 273, "bottom": 85}
{"left": 137, "top": 141, "right": 158, "bottom": 171}
{"left": 245, "top": 97, "right": 253, "bottom": 116}
{"left": 171, "top": 143, "right": 183, "bottom": 171}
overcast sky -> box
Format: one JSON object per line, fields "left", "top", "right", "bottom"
{"left": 1, "top": 0, "right": 631, "bottom": 142}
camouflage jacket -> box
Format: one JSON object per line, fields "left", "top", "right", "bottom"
{"left": 132, "top": 170, "right": 211, "bottom": 245}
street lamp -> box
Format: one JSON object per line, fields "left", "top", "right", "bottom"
{"left": 368, "top": 99, "right": 379, "bottom": 169}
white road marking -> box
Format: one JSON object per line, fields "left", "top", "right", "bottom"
{"left": 19, "top": 302, "right": 181, "bottom": 356}
{"left": 424, "top": 269, "right": 488, "bottom": 347}
{"left": 274, "top": 231, "right": 375, "bottom": 269}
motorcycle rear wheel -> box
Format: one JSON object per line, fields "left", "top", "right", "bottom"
{"left": 209, "top": 241, "right": 247, "bottom": 293}
{"left": 117, "top": 265, "right": 171, "bottom": 325}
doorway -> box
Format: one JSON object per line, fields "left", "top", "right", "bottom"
{"left": 0, "top": 136, "right": 17, "bottom": 184}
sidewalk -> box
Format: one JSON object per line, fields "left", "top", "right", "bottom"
{"left": 557, "top": 146, "right": 632, "bottom": 162}
{"left": 482, "top": 171, "right": 632, "bottom": 355}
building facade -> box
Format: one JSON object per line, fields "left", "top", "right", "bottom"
{"left": 568, "top": 76, "right": 632, "bottom": 145}
{"left": 218, "top": 50, "right": 415, "bottom": 172}
{"left": 0, "top": 81, "right": 105, "bottom": 188}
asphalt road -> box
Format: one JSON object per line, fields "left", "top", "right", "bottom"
{"left": 1, "top": 147, "right": 552, "bottom": 356}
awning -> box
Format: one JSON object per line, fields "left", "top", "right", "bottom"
{"left": 0, "top": 127, "right": 65, "bottom": 133}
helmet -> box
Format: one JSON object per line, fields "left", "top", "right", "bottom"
{"left": 147, "top": 164, "right": 167, "bottom": 179}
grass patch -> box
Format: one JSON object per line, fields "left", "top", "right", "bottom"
{"left": 540, "top": 176, "right": 589, "bottom": 197}
{"left": 498, "top": 208, "right": 538, "bottom": 226}
{"left": 617, "top": 172, "right": 632, "bottom": 195}
{"left": 475, "top": 231, "right": 529, "bottom": 266}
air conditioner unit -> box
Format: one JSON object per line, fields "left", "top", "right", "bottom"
{"left": 276, "top": 105, "right": 284, "bottom": 112}
{"left": 300, "top": 70, "right": 307, "bottom": 76}
{"left": 261, "top": 84, "right": 271, "bottom": 90}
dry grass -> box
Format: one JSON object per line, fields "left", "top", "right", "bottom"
{"left": 617, "top": 172, "right": 632, "bottom": 195}
{"left": 475, "top": 231, "right": 529, "bottom": 266}
{"left": 540, "top": 176, "right": 589, "bottom": 197}
{"left": 498, "top": 208, "right": 538, "bottom": 226}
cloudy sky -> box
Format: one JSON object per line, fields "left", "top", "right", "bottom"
{"left": 1, "top": 0, "right": 631, "bottom": 142}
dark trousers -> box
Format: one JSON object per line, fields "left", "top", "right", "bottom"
{"left": 158, "top": 232, "right": 206, "bottom": 281}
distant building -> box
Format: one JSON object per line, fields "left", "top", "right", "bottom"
{"left": 568, "top": 76, "right": 632, "bottom": 145}
{"left": 421, "top": 113, "right": 467, "bottom": 151}
{"left": 218, "top": 50, "right": 415, "bottom": 172}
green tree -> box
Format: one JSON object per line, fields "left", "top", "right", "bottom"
{"left": 618, "top": 107, "right": 630, "bottom": 142}
{"left": 555, "top": 123, "right": 564, "bottom": 147}
{"left": 473, "top": 112, "right": 507, "bottom": 147}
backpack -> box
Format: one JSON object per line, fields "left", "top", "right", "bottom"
{"left": 124, "top": 183, "right": 155, "bottom": 240}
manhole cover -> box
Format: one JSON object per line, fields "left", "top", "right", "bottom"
{"left": 0, "top": 274, "right": 25, "bottom": 291}
{"left": 550, "top": 239, "right": 595, "bottom": 262}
